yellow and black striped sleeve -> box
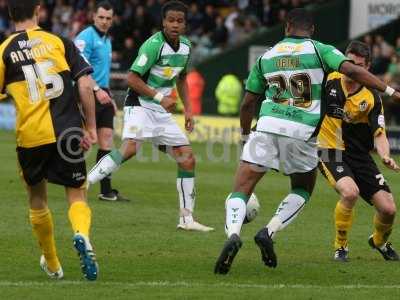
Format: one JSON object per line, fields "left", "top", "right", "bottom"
{"left": 368, "top": 92, "right": 385, "bottom": 137}
{"left": 60, "top": 36, "right": 93, "bottom": 81}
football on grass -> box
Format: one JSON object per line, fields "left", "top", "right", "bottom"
{"left": 244, "top": 193, "right": 260, "bottom": 224}
{"left": 225, "top": 193, "right": 260, "bottom": 224}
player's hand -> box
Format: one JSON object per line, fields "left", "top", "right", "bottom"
{"left": 160, "top": 96, "right": 177, "bottom": 112}
{"left": 81, "top": 128, "right": 97, "bottom": 151}
{"left": 185, "top": 112, "right": 194, "bottom": 133}
{"left": 382, "top": 156, "right": 400, "bottom": 172}
{"left": 95, "top": 88, "right": 113, "bottom": 105}
{"left": 392, "top": 91, "right": 400, "bottom": 102}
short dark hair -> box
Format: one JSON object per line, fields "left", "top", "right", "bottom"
{"left": 8, "top": 0, "right": 40, "bottom": 22}
{"left": 286, "top": 8, "right": 314, "bottom": 31}
{"left": 162, "top": 0, "right": 188, "bottom": 19}
{"left": 95, "top": 1, "right": 113, "bottom": 13}
{"left": 345, "top": 40, "right": 371, "bottom": 63}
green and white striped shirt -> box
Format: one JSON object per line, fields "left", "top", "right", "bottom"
{"left": 246, "top": 36, "right": 348, "bottom": 141}
{"left": 126, "top": 31, "right": 191, "bottom": 113}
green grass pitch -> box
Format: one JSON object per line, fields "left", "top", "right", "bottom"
{"left": 0, "top": 130, "right": 399, "bottom": 299}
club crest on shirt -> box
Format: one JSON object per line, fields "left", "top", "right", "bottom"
{"left": 163, "top": 67, "right": 173, "bottom": 78}
{"left": 343, "top": 111, "right": 352, "bottom": 122}
{"left": 359, "top": 100, "right": 368, "bottom": 112}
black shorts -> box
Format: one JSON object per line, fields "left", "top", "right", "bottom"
{"left": 17, "top": 138, "right": 87, "bottom": 188}
{"left": 318, "top": 149, "right": 391, "bottom": 204}
{"left": 95, "top": 88, "right": 115, "bottom": 129}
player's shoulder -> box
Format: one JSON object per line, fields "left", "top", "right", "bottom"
{"left": 179, "top": 35, "right": 192, "bottom": 48}
{"left": 75, "top": 26, "right": 94, "bottom": 40}
{"left": 37, "top": 29, "right": 73, "bottom": 49}
{"left": 144, "top": 31, "right": 165, "bottom": 47}
{"left": 327, "top": 71, "right": 342, "bottom": 81}
{"left": 0, "top": 32, "right": 20, "bottom": 55}
{"left": 364, "top": 87, "right": 382, "bottom": 106}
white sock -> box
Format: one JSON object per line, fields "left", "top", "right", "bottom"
{"left": 88, "top": 151, "right": 121, "bottom": 184}
{"left": 225, "top": 194, "right": 247, "bottom": 238}
{"left": 267, "top": 192, "right": 307, "bottom": 239}
{"left": 177, "top": 177, "right": 195, "bottom": 223}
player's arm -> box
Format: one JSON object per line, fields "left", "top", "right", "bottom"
{"left": 369, "top": 94, "right": 400, "bottom": 171}
{"left": 374, "top": 132, "right": 398, "bottom": 171}
{"left": 340, "top": 62, "right": 400, "bottom": 100}
{"left": 317, "top": 42, "right": 400, "bottom": 101}
{"left": 241, "top": 57, "right": 265, "bottom": 141}
{"left": 176, "top": 74, "right": 193, "bottom": 132}
{"left": 127, "top": 72, "right": 176, "bottom": 112}
{"left": 127, "top": 40, "right": 176, "bottom": 112}
{"left": 78, "top": 74, "right": 97, "bottom": 150}
{"left": 240, "top": 92, "right": 262, "bottom": 136}
{"left": 64, "top": 36, "right": 97, "bottom": 148}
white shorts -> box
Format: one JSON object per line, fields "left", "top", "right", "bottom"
{"left": 122, "top": 106, "right": 189, "bottom": 146}
{"left": 241, "top": 131, "right": 318, "bottom": 175}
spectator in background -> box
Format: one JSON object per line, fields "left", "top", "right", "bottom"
{"left": 210, "top": 15, "right": 228, "bottom": 53}
{"left": 262, "top": 0, "right": 273, "bottom": 26}
{"left": 119, "top": 37, "right": 139, "bottom": 71}
{"left": 371, "top": 44, "right": 390, "bottom": 76}
{"left": 228, "top": 15, "right": 246, "bottom": 46}
{"left": 186, "top": 68, "right": 205, "bottom": 115}
{"left": 375, "top": 35, "right": 394, "bottom": 58}
{"left": 187, "top": 2, "right": 203, "bottom": 34}
{"left": 215, "top": 74, "right": 243, "bottom": 116}
{"left": 202, "top": 4, "right": 217, "bottom": 34}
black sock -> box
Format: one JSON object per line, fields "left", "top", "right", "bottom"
{"left": 97, "top": 149, "right": 112, "bottom": 194}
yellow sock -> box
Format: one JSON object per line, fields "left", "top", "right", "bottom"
{"left": 30, "top": 208, "right": 60, "bottom": 272}
{"left": 373, "top": 214, "right": 393, "bottom": 247}
{"left": 68, "top": 201, "right": 91, "bottom": 237}
{"left": 334, "top": 201, "right": 354, "bottom": 249}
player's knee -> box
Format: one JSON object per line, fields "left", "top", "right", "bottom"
{"left": 382, "top": 195, "right": 396, "bottom": 218}
{"left": 98, "top": 129, "right": 114, "bottom": 149}
{"left": 341, "top": 186, "right": 359, "bottom": 203}
{"left": 180, "top": 153, "right": 195, "bottom": 170}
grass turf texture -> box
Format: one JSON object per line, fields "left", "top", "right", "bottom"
{"left": 0, "top": 129, "right": 399, "bottom": 299}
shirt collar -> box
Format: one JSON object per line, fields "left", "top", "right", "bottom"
{"left": 92, "top": 25, "right": 107, "bottom": 38}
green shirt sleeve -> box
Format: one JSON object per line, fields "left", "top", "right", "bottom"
{"left": 245, "top": 56, "right": 266, "bottom": 95}
{"left": 130, "top": 38, "right": 161, "bottom": 76}
{"left": 315, "top": 42, "right": 349, "bottom": 73}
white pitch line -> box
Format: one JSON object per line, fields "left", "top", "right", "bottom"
{"left": 1, "top": 281, "right": 400, "bottom": 289}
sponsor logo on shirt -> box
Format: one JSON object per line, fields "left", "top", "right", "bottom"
{"left": 75, "top": 39, "right": 86, "bottom": 52}
{"left": 137, "top": 54, "right": 148, "bottom": 67}
{"left": 276, "top": 43, "right": 304, "bottom": 53}
{"left": 378, "top": 114, "right": 385, "bottom": 128}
